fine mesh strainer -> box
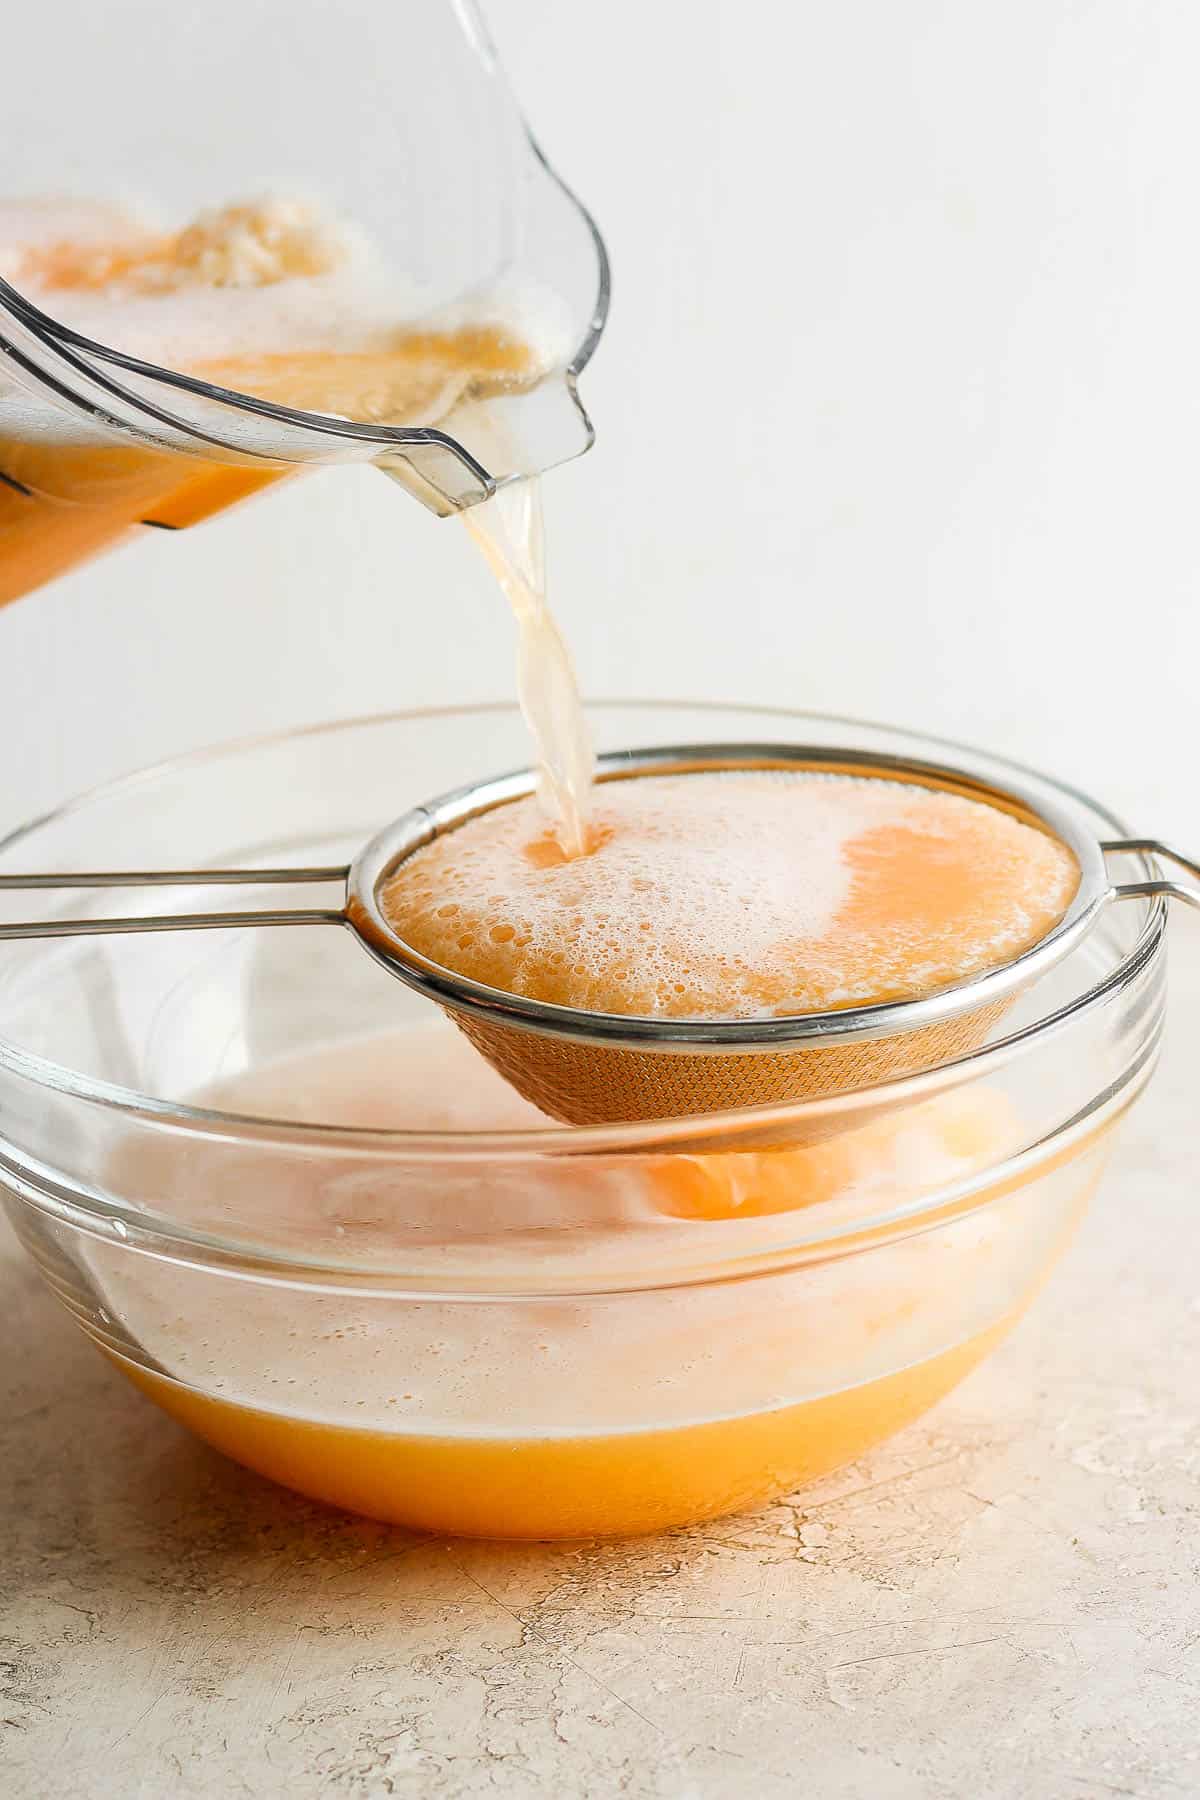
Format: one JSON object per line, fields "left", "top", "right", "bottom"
{"left": 1, "top": 741, "right": 1196, "bottom": 1124}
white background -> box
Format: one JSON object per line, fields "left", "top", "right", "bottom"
{"left": 3, "top": 1, "right": 1199, "bottom": 846}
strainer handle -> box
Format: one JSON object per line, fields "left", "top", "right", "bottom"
{"left": 1103, "top": 839, "right": 1200, "bottom": 909}
{"left": 0, "top": 865, "right": 349, "bottom": 939}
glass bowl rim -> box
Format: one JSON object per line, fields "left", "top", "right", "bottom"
{"left": 0, "top": 698, "right": 1165, "bottom": 1160}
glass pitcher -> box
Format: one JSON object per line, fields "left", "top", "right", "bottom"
{"left": 0, "top": 0, "right": 608, "bottom": 607}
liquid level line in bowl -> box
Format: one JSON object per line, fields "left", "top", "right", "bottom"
{"left": 110, "top": 1316, "right": 1017, "bottom": 1541}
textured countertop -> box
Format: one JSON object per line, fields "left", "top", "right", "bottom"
{"left": 3, "top": 948, "right": 1199, "bottom": 1800}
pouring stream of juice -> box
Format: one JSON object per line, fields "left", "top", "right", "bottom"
{"left": 463, "top": 478, "right": 594, "bottom": 857}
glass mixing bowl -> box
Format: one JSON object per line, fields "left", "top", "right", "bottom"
{"left": 0, "top": 703, "right": 1164, "bottom": 1539}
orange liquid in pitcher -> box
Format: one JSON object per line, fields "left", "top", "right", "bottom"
{"left": 0, "top": 437, "right": 288, "bottom": 604}
{"left": 0, "top": 333, "right": 538, "bottom": 608}
{"left": 0, "top": 200, "right": 544, "bottom": 607}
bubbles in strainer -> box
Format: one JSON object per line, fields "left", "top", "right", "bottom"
{"left": 381, "top": 771, "right": 1080, "bottom": 1021}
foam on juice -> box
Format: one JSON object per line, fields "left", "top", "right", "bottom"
{"left": 382, "top": 771, "right": 1080, "bottom": 1018}
{"left": 0, "top": 196, "right": 569, "bottom": 394}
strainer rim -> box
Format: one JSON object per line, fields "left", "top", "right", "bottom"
{"left": 348, "top": 741, "right": 1111, "bottom": 1053}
